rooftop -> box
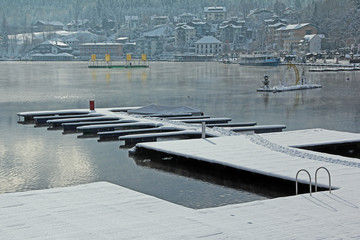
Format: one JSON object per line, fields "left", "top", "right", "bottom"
{"left": 277, "top": 23, "right": 311, "bottom": 31}
{"left": 204, "top": 7, "right": 227, "bottom": 13}
{"left": 195, "top": 36, "right": 222, "bottom": 44}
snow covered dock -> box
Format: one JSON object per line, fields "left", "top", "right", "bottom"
{"left": 2, "top": 129, "right": 360, "bottom": 238}
{"left": 12, "top": 106, "right": 360, "bottom": 238}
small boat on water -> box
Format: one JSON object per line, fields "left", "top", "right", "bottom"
{"left": 239, "top": 51, "right": 280, "bottom": 66}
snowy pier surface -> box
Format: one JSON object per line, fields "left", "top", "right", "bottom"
{"left": 12, "top": 106, "right": 360, "bottom": 238}
{"left": 2, "top": 128, "right": 360, "bottom": 239}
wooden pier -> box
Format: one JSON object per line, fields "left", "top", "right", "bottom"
{"left": 13, "top": 105, "right": 360, "bottom": 239}
{"left": 17, "top": 104, "right": 286, "bottom": 146}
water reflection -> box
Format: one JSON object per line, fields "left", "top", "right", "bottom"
{"left": 1, "top": 61, "right": 360, "bottom": 208}
{"left": 50, "top": 144, "right": 98, "bottom": 187}
{"left": 131, "top": 154, "right": 279, "bottom": 199}
{"left": 105, "top": 72, "right": 111, "bottom": 83}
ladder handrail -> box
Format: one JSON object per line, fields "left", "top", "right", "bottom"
{"left": 296, "top": 169, "right": 312, "bottom": 196}
{"left": 315, "top": 167, "right": 331, "bottom": 193}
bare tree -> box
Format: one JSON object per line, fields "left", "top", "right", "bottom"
{"left": 1, "top": 13, "right": 9, "bottom": 56}
{"left": 9, "top": 34, "right": 17, "bottom": 56}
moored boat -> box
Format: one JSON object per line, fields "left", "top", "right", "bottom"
{"left": 239, "top": 51, "right": 280, "bottom": 66}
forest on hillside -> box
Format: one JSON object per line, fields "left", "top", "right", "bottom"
{"left": 1, "top": 0, "right": 359, "bottom": 46}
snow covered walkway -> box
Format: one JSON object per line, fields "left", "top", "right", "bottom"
{"left": 1, "top": 129, "right": 360, "bottom": 239}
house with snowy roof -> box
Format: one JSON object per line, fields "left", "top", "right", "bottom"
{"left": 195, "top": 36, "right": 222, "bottom": 55}
{"left": 30, "top": 40, "right": 73, "bottom": 60}
{"left": 219, "top": 23, "right": 243, "bottom": 44}
{"left": 275, "top": 23, "right": 318, "bottom": 52}
{"left": 33, "top": 20, "right": 64, "bottom": 32}
{"left": 65, "top": 19, "right": 90, "bottom": 31}
{"left": 151, "top": 16, "right": 170, "bottom": 26}
{"left": 204, "top": 7, "right": 227, "bottom": 22}
{"left": 186, "top": 22, "right": 211, "bottom": 37}
{"left": 246, "top": 9, "right": 274, "bottom": 29}
{"left": 136, "top": 26, "right": 172, "bottom": 59}
{"left": 175, "top": 24, "right": 196, "bottom": 50}
{"left": 31, "top": 40, "right": 72, "bottom": 54}
{"left": 178, "top": 13, "right": 198, "bottom": 24}
{"left": 298, "top": 34, "right": 325, "bottom": 53}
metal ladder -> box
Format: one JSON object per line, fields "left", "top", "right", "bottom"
{"left": 296, "top": 167, "right": 331, "bottom": 196}
{"left": 315, "top": 167, "right": 332, "bottom": 193}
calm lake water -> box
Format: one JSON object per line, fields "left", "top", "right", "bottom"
{"left": 0, "top": 61, "right": 359, "bottom": 208}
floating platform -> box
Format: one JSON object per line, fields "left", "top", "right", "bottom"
{"left": 229, "top": 124, "right": 286, "bottom": 133}
{"left": 62, "top": 119, "right": 137, "bottom": 133}
{"left": 77, "top": 122, "right": 164, "bottom": 137}
{"left": 88, "top": 64, "right": 149, "bottom": 69}
{"left": 120, "top": 130, "right": 219, "bottom": 145}
{"left": 88, "top": 60, "right": 149, "bottom": 69}
{"left": 257, "top": 84, "right": 322, "bottom": 92}
{"left": 17, "top": 105, "right": 287, "bottom": 144}
{"left": 309, "top": 67, "right": 360, "bottom": 72}
{"left": 98, "top": 126, "right": 183, "bottom": 141}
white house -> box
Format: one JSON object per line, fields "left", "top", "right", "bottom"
{"left": 32, "top": 40, "right": 72, "bottom": 54}
{"left": 299, "top": 34, "right": 325, "bottom": 53}
{"left": 195, "top": 36, "right": 222, "bottom": 55}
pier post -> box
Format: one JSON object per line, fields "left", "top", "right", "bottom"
{"left": 90, "top": 100, "right": 95, "bottom": 111}
{"left": 202, "top": 122, "right": 206, "bottom": 139}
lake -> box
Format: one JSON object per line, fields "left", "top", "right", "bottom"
{"left": 0, "top": 61, "right": 359, "bottom": 208}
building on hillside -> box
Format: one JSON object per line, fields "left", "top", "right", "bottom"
{"left": 219, "top": 21, "right": 246, "bottom": 44}
{"left": 265, "top": 22, "right": 286, "bottom": 50}
{"left": 63, "top": 38, "right": 80, "bottom": 56}
{"left": 247, "top": 9, "right": 274, "bottom": 29}
{"left": 178, "top": 13, "right": 198, "bottom": 23}
{"left": 125, "top": 16, "right": 139, "bottom": 29}
{"left": 30, "top": 40, "right": 73, "bottom": 60}
{"left": 275, "top": 23, "right": 318, "bottom": 52}
{"left": 136, "top": 26, "right": 171, "bottom": 59}
{"left": 298, "top": 34, "right": 325, "bottom": 53}
{"left": 195, "top": 36, "right": 222, "bottom": 55}
{"left": 31, "top": 40, "right": 72, "bottom": 54}
{"left": 151, "top": 16, "right": 169, "bottom": 26}
{"left": 63, "top": 38, "right": 80, "bottom": 49}
{"left": 65, "top": 19, "right": 90, "bottom": 31}
{"left": 79, "top": 43, "right": 123, "bottom": 60}
{"left": 186, "top": 22, "right": 211, "bottom": 37}
{"left": 204, "top": 7, "right": 227, "bottom": 22}
{"left": 175, "top": 24, "right": 196, "bottom": 51}
{"left": 33, "top": 21, "right": 64, "bottom": 32}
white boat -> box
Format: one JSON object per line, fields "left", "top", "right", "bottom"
{"left": 239, "top": 51, "right": 280, "bottom": 66}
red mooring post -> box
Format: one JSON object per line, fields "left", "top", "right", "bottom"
{"left": 89, "top": 100, "right": 95, "bottom": 110}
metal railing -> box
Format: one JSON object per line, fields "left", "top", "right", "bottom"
{"left": 296, "top": 169, "right": 312, "bottom": 196}
{"left": 296, "top": 167, "right": 332, "bottom": 196}
{"left": 315, "top": 167, "right": 331, "bottom": 193}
